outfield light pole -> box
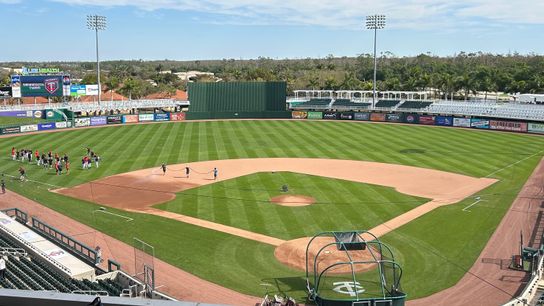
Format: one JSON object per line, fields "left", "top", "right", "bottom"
{"left": 87, "top": 15, "right": 107, "bottom": 104}
{"left": 366, "top": 15, "right": 386, "bottom": 108}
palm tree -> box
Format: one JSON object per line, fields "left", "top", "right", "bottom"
{"left": 121, "top": 78, "right": 137, "bottom": 100}
{"left": 104, "top": 77, "right": 120, "bottom": 101}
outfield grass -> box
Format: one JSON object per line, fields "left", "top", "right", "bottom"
{"left": 0, "top": 120, "right": 543, "bottom": 301}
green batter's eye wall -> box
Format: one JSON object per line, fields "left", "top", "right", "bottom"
{"left": 187, "top": 81, "right": 287, "bottom": 113}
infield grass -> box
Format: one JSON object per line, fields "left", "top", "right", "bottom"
{"left": 0, "top": 120, "right": 543, "bottom": 301}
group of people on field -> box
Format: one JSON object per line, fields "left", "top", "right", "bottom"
{"left": 82, "top": 148, "right": 100, "bottom": 170}
{"left": 160, "top": 163, "right": 218, "bottom": 180}
{"left": 11, "top": 147, "right": 71, "bottom": 177}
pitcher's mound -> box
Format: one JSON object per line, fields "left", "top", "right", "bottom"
{"left": 274, "top": 237, "right": 377, "bottom": 274}
{"left": 270, "top": 195, "right": 315, "bottom": 207}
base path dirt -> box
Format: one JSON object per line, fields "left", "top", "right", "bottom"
{"left": 57, "top": 158, "right": 497, "bottom": 246}
{"left": 407, "top": 157, "right": 544, "bottom": 306}
{"left": 0, "top": 191, "right": 259, "bottom": 305}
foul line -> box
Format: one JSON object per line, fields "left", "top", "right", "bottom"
{"left": 462, "top": 198, "right": 487, "bottom": 212}
{"left": 2, "top": 174, "right": 62, "bottom": 189}
{"left": 93, "top": 209, "right": 134, "bottom": 222}
{"left": 486, "top": 150, "right": 544, "bottom": 178}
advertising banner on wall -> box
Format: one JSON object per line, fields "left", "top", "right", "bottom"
{"left": 0, "top": 111, "right": 29, "bottom": 118}
{"left": 55, "top": 121, "right": 69, "bottom": 129}
{"left": 489, "top": 120, "right": 528, "bottom": 132}
{"left": 470, "top": 118, "right": 490, "bottom": 129}
{"left": 70, "top": 85, "right": 86, "bottom": 97}
{"left": 453, "top": 117, "right": 471, "bottom": 127}
{"left": 11, "top": 75, "right": 21, "bottom": 98}
{"left": 354, "top": 112, "right": 370, "bottom": 121}
{"left": 435, "top": 116, "right": 454, "bottom": 126}
{"left": 122, "top": 115, "right": 139, "bottom": 123}
{"left": 37, "top": 123, "right": 56, "bottom": 131}
{"left": 90, "top": 116, "right": 107, "bottom": 126}
{"left": 138, "top": 114, "right": 154, "bottom": 122}
{"left": 1, "top": 126, "right": 20, "bottom": 134}
{"left": 307, "top": 111, "right": 323, "bottom": 120}
{"left": 20, "top": 124, "right": 38, "bottom": 133}
{"left": 291, "top": 111, "right": 308, "bottom": 119}
{"left": 107, "top": 115, "right": 123, "bottom": 124}
{"left": 339, "top": 112, "right": 354, "bottom": 120}
{"left": 0, "top": 87, "right": 12, "bottom": 99}
{"left": 528, "top": 122, "right": 544, "bottom": 134}
{"left": 370, "top": 113, "right": 386, "bottom": 122}
{"left": 154, "top": 113, "right": 170, "bottom": 122}
{"left": 85, "top": 85, "right": 99, "bottom": 96}
{"left": 386, "top": 113, "right": 403, "bottom": 122}
{"left": 323, "top": 112, "right": 339, "bottom": 120}
{"left": 419, "top": 115, "right": 435, "bottom": 125}
{"left": 75, "top": 117, "right": 91, "bottom": 127}
{"left": 404, "top": 114, "right": 419, "bottom": 124}
{"left": 169, "top": 113, "right": 185, "bottom": 121}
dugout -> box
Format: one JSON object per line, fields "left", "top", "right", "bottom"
{"left": 186, "top": 82, "right": 291, "bottom": 119}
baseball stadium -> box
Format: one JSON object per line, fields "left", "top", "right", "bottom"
{"left": 0, "top": 78, "right": 543, "bottom": 306}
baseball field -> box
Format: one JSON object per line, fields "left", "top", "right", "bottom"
{"left": 0, "top": 120, "right": 543, "bottom": 302}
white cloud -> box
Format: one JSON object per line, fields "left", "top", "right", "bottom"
{"left": 49, "top": 0, "right": 544, "bottom": 29}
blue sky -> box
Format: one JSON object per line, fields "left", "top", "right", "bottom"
{"left": 1, "top": 0, "right": 543, "bottom": 61}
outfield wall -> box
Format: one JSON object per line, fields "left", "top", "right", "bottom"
{"left": 293, "top": 111, "right": 543, "bottom": 135}
{"left": 1, "top": 109, "right": 544, "bottom": 137}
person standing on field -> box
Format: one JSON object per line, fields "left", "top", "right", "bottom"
{"left": 95, "top": 155, "right": 100, "bottom": 168}
{"left": 1, "top": 179, "right": 5, "bottom": 194}
{"left": 161, "top": 163, "right": 167, "bottom": 175}
{"left": 11, "top": 147, "right": 15, "bottom": 161}
{"left": 213, "top": 167, "right": 218, "bottom": 180}
{"left": 185, "top": 166, "right": 190, "bottom": 178}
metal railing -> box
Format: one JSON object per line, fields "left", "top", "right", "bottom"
{"left": 1, "top": 208, "right": 28, "bottom": 224}
{"left": 32, "top": 217, "right": 97, "bottom": 265}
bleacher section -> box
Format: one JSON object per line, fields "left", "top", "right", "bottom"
{"left": 0, "top": 212, "right": 95, "bottom": 280}
{"left": 397, "top": 100, "right": 433, "bottom": 110}
{"left": 292, "top": 98, "right": 332, "bottom": 110}
{"left": 375, "top": 100, "right": 401, "bottom": 108}
{"left": 331, "top": 99, "right": 371, "bottom": 110}
{"left": 426, "top": 102, "right": 544, "bottom": 121}
{"left": 0, "top": 234, "right": 118, "bottom": 296}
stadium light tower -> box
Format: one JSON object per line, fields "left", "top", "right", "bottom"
{"left": 87, "top": 15, "right": 107, "bottom": 104}
{"left": 366, "top": 14, "right": 386, "bottom": 108}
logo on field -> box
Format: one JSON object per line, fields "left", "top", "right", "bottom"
{"left": 44, "top": 78, "right": 59, "bottom": 94}
{"left": 332, "top": 281, "right": 365, "bottom": 297}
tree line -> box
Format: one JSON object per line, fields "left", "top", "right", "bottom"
{"left": 1, "top": 52, "right": 543, "bottom": 100}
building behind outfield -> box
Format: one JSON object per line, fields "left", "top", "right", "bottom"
{"left": 186, "top": 81, "right": 291, "bottom": 119}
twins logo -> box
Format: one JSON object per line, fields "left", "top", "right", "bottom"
{"left": 44, "top": 78, "right": 59, "bottom": 94}
{"left": 332, "top": 281, "right": 365, "bottom": 297}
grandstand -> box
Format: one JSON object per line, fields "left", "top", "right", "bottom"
{"left": 330, "top": 99, "right": 371, "bottom": 110}
{"left": 397, "top": 100, "right": 433, "bottom": 110}
{"left": 292, "top": 98, "right": 332, "bottom": 110}
{"left": 426, "top": 101, "right": 544, "bottom": 121}
{"left": 374, "top": 99, "right": 401, "bottom": 109}
{"left": 0, "top": 209, "right": 175, "bottom": 302}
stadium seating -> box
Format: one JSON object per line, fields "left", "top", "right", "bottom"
{"left": 425, "top": 101, "right": 544, "bottom": 121}
{"left": 375, "top": 100, "right": 401, "bottom": 108}
{"left": 397, "top": 100, "right": 433, "bottom": 110}
{"left": 292, "top": 98, "right": 332, "bottom": 110}
{"left": 331, "top": 99, "right": 371, "bottom": 109}
{"left": 0, "top": 232, "right": 121, "bottom": 296}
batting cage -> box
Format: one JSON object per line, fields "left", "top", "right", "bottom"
{"left": 305, "top": 231, "right": 406, "bottom": 306}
